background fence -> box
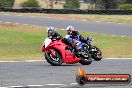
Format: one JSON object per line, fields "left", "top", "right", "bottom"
{"left": 0, "top": 0, "right": 132, "bottom": 14}
{"left": 0, "top": 8, "right": 132, "bottom": 15}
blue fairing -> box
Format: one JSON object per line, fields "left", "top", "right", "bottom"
{"left": 68, "top": 37, "right": 73, "bottom": 43}
{"left": 73, "top": 38, "right": 84, "bottom": 49}
{"left": 66, "top": 35, "right": 89, "bottom": 49}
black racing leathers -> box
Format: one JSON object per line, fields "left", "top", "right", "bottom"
{"left": 69, "top": 31, "right": 88, "bottom": 45}
{"left": 63, "top": 31, "right": 89, "bottom": 54}
{"left": 48, "top": 32, "right": 62, "bottom": 41}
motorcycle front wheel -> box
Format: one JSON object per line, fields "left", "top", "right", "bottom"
{"left": 91, "top": 46, "right": 102, "bottom": 61}
{"left": 45, "top": 49, "right": 62, "bottom": 66}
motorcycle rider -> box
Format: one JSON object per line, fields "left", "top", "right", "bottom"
{"left": 47, "top": 27, "right": 62, "bottom": 41}
{"left": 63, "top": 26, "right": 92, "bottom": 54}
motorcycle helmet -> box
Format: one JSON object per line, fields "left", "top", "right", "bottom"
{"left": 66, "top": 26, "right": 76, "bottom": 35}
{"left": 47, "top": 27, "right": 56, "bottom": 36}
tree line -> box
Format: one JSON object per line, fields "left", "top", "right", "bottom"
{"left": 0, "top": 0, "right": 132, "bottom": 10}
{"left": 83, "top": 0, "right": 132, "bottom": 10}
{"left": 0, "top": 0, "right": 15, "bottom": 8}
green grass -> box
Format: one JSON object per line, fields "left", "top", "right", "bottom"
{"left": 0, "top": 30, "right": 41, "bottom": 55}
{"left": 0, "top": 30, "right": 44, "bottom": 61}
{"left": 0, "top": 23, "right": 47, "bottom": 60}
{"left": 0, "top": 23, "right": 132, "bottom": 61}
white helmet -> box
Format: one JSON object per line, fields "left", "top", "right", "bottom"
{"left": 66, "top": 26, "right": 75, "bottom": 35}
{"left": 47, "top": 27, "right": 56, "bottom": 36}
{"left": 66, "top": 26, "right": 75, "bottom": 31}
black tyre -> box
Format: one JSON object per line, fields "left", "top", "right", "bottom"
{"left": 79, "top": 56, "right": 92, "bottom": 65}
{"left": 91, "top": 46, "right": 102, "bottom": 61}
{"left": 45, "top": 49, "right": 62, "bottom": 66}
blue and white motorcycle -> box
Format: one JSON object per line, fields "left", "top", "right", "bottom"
{"left": 72, "top": 37, "right": 103, "bottom": 61}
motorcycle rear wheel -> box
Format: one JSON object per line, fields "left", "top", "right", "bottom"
{"left": 45, "top": 49, "right": 62, "bottom": 66}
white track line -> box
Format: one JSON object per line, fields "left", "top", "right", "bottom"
{"left": 24, "top": 60, "right": 45, "bottom": 62}
{"left": 6, "top": 84, "right": 67, "bottom": 88}
{"left": 39, "top": 26, "right": 43, "bottom": 28}
{"left": 113, "top": 34, "right": 127, "bottom": 38}
{"left": 3, "top": 14, "right": 10, "bottom": 16}
{"left": 46, "top": 17, "right": 52, "bottom": 18}
{"left": 9, "top": 86, "right": 23, "bottom": 88}
{"left": 23, "top": 24, "right": 29, "bottom": 26}
{"left": 45, "top": 84, "right": 65, "bottom": 86}
{"left": 121, "top": 36, "right": 126, "bottom": 37}
{"left": 55, "top": 83, "right": 78, "bottom": 88}
{"left": 95, "top": 21, "right": 101, "bottom": 23}
{"left": 59, "top": 18, "right": 64, "bottom": 20}
{"left": 106, "top": 22, "right": 112, "bottom": 23}
{"left": 16, "top": 15, "right": 23, "bottom": 17}
{"left": 0, "top": 60, "right": 46, "bottom": 63}
{"left": 29, "top": 16, "right": 36, "bottom": 18}
{"left": 0, "top": 61, "right": 21, "bottom": 63}
{"left": 14, "top": 23, "right": 20, "bottom": 25}
{"left": 70, "top": 83, "right": 78, "bottom": 85}
{"left": 27, "top": 85, "right": 44, "bottom": 87}
{"left": 82, "top": 20, "right": 87, "bottom": 22}
{"left": 112, "top": 35, "right": 117, "bottom": 37}
{"left": 4, "top": 22, "right": 11, "bottom": 24}
{"left": 31, "top": 25, "right": 37, "bottom": 27}
{"left": 118, "top": 23, "right": 123, "bottom": 24}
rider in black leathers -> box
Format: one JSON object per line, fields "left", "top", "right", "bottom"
{"left": 63, "top": 26, "right": 90, "bottom": 54}
{"left": 47, "top": 27, "right": 62, "bottom": 41}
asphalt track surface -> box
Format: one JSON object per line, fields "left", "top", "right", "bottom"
{"left": 0, "top": 59, "right": 132, "bottom": 88}
{"left": 0, "top": 14, "right": 132, "bottom": 37}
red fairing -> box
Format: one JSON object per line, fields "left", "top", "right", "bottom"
{"left": 41, "top": 41, "right": 54, "bottom": 52}
{"left": 42, "top": 39, "right": 80, "bottom": 64}
{"left": 41, "top": 45, "right": 45, "bottom": 52}
{"left": 41, "top": 45, "right": 50, "bottom": 52}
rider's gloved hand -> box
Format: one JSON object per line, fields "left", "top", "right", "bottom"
{"left": 87, "top": 37, "right": 93, "bottom": 42}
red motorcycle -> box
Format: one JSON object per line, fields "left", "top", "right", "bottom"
{"left": 42, "top": 38, "right": 92, "bottom": 66}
